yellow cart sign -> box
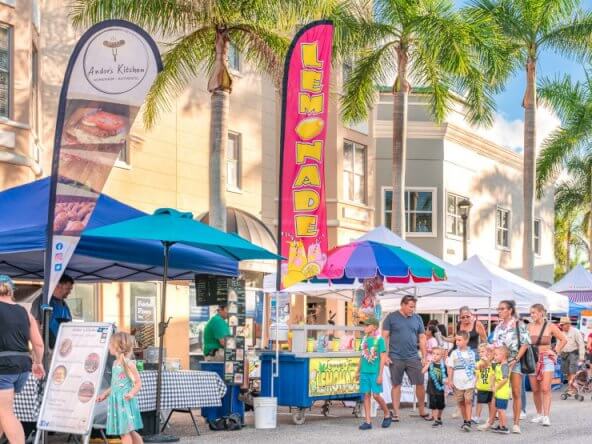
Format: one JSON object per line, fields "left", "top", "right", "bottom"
{"left": 309, "top": 357, "right": 360, "bottom": 397}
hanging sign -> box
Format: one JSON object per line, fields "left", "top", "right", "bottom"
{"left": 277, "top": 21, "right": 334, "bottom": 289}
{"left": 43, "top": 20, "right": 162, "bottom": 302}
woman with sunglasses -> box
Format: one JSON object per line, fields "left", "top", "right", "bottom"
{"left": 491, "top": 300, "right": 530, "bottom": 434}
{"left": 456, "top": 307, "right": 487, "bottom": 353}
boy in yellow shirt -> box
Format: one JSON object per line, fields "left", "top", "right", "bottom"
{"left": 476, "top": 344, "right": 495, "bottom": 431}
{"left": 491, "top": 345, "right": 511, "bottom": 434}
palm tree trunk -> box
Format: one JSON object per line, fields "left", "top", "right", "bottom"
{"left": 391, "top": 47, "right": 410, "bottom": 238}
{"left": 207, "top": 30, "right": 233, "bottom": 232}
{"left": 522, "top": 55, "right": 536, "bottom": 280}
{"left": 566, "top": 226, "right": 571, "bottom": 271}
{"left": 209, "top": 90, "right": 229, "bottom": 231}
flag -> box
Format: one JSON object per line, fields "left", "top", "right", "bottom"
{"left": 277, "top": 21, "right": 333, "bottom": 289}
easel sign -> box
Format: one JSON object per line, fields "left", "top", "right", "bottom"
{"left": 35, "top": 322, "right": 112, "bottom": 443}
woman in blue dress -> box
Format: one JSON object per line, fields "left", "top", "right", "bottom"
{"left": 97, "top": 332, "right": 143, "bottom": 443}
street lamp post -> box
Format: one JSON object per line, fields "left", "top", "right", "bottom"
{"left": 458, "top": 198, "right": 472, "bottom": 261}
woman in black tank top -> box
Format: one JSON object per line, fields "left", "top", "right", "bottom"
{"left": 0, "top": 275, "right": 45, "bottom": 444}
{"left": 448, "top": 307, "right": 487, "bottom": 352}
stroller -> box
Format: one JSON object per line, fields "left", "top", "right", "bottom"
{"left": 561, "top": 363, "right": 592, "bottom": 401}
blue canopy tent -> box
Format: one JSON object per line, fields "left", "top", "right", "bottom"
{"left": 0, "top": 178, "right": 237, "bottom": 281}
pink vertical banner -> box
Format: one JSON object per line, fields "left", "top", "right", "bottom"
{"left": 278, "top": 21, "right": 333, "bottom": 289}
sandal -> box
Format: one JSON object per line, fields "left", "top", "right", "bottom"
{"left": 420, "top": 414, "right": 433, "bottom": 421}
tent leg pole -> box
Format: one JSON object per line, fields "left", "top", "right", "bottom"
{"left": 145, "top": 242, "right": 178, "bottom": 443}
{"left": 488, "top": 295, "right": 492, "bottom": 335}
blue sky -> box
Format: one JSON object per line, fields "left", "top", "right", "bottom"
{"left": 455, "top": 0, "right": 591, "bottom": 121}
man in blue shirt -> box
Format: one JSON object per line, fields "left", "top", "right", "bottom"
{"left": 382, "top": 295, "right": 428, "bottom": 421}
{"left": 32, "top": 274, "right": 74, "bottom": 348}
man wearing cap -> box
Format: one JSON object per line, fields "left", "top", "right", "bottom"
{"left": 559, "top": 317, "right": 585, "bottom": 394}
{"left": 203, "top": 304, "right": 230, "bottom": 361}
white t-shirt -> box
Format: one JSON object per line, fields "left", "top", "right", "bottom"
{"left": 446, "top": 349, "right": 477, "bottom": 390}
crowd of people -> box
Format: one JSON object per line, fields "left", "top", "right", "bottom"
{"left": 357, "top": 295, "right": 591, "bottom": 434}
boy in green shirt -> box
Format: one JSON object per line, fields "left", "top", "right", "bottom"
{"left": 356, "top": 317, "right": 392, "bottom": 430}
{"left": 203, "top": 304, "right": 230, "bottom": 360}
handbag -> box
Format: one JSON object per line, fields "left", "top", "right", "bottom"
{"left": 516, "top": 322, "right": 536, "bottom": 374}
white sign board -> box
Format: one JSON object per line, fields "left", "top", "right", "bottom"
{"left": 37, "top": 322, "right": 112, "bottom": 435}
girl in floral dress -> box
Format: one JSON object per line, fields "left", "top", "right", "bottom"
{"left": 97, "top": 332, "right": 143, "bottom": 443}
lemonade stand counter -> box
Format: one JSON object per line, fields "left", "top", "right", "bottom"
{"left": 259, "top": 324, "right": 364, "bottom": 424}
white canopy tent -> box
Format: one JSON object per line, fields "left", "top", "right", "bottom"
{"left": 551, "top": 265, "right": 592, "bottom": 293}
{"left": 457, "top": 255, "right": 569, "bottom": 314}
{"left": 262, "top": 273, "right": 360, "bottom": 300}
{"left": 357, "top": 227, "right": 493, "bottom": 312}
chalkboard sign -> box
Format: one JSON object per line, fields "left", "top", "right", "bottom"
{"left": 194, "top": 275, "right": 231, "bottom": 306}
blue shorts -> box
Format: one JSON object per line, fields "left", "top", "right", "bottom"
{"left": 495, "top": 398, "right": 509, "bottom": 410}
{"left": 0, "top": 372, "right": 30, "bottom": 393}
{"left": 360, "top": 372, "right": 382, "bottom": 394}
{"left": 541, "top": 355, "right": 555, "bottom": 373}
{"left": 511, "top": 361, "right": 522, "bottom": 374}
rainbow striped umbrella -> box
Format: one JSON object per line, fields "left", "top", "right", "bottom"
{"left": 320, "top": 240, "right": 446, "bottom": 283}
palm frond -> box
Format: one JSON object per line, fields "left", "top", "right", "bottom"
{"left": 143, "top": 27, "right": 215, "bottom": 128}
{"left": 538, "top": 74, "right": 585, "bottom": 121}
{"left": 340, "top": 42, "right": 396, "bottom": 124}
{"left": 229, "top": 24, "right": 290, "bottom": 88}
{"left": 539, "top": 12, "right": 592, "bottom": 60}
{"left": 69, "top": 0, "right": 196, "bottom": 34}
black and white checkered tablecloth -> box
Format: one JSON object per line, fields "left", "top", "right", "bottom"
{"left": 15, "top": 370, "right": 226, "bottom": 422}
{"left": 137, "top": 370, "right": 226, "bottom": 411}
{"left": 14, "top": 377, "right": 43, "bottom": 422}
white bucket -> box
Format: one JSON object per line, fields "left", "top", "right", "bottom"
{"left": 254, "top": 396, "right": 278, "bottom": 429}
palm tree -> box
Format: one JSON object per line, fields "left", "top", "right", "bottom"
{"left": 470, "top": 0, "right": 592, "bottom": 281}
{"left": 70, "top": 1, "right": 301, "bottom": 231}
{"left": 553, "top": 200, "right": 588, "bottom": 279}
{"left": 341, "top": 0, "right": 505, "bottom": 238}
{"left": 550, "top": 154, "right": 592, "bottom": 269}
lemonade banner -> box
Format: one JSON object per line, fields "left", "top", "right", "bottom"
{"left": 277, "top": 21, "right": 333, "bottom": 290}
{"left": 43, "top": 20, "right": 162, "bottom": 302}
{"left": 309, "top": 357, "right": 360, "bottom": 397}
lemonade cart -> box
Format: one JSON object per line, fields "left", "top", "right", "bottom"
{"left": 259, "top": 324, "right": 364, "bottom": 424}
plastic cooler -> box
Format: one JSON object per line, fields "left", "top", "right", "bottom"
{"left": 199, "top": 361, "right": 245, "bottom": 424}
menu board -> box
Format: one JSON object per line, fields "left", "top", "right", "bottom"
{"left": 224, "top": 335, "right": 245, "bottom": 385}
{"left": 37, "top": 322, "right": 112, "bottom": 435}
{"left": 134, "top": 296, "right": 155, "bottom": 324}
{"left": 195, "top": 275, "right": 232, "bottom": 306}
{"left": 227, "top": 279, "right": 246, "bottom": 328}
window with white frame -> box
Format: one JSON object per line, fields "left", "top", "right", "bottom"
{"left": 227, "top": 132, "right": 241, "bottom": 190}
{"left": 227, "top": 43, "right": 240, "bottom": 72}
{"left": 447, "top": 193, "right": 469, "bottom": 237}
{"left": 382, "top": 187, "right": 436, "bottom": 235}
{"left": 0, "top": 25, "right": 11, "bottom": 119}
{"left": 534, "top": 219, "right": 541, "bottom": 255}
{"left": 496, "top": 208, "right": 511, "bottom": 249}
{"left": 343, "top": 140, "right": 366, "bottom": 204}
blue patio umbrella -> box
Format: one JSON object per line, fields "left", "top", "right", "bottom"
{"left": 85, "top": 208, "right": 280, "bottom": 440}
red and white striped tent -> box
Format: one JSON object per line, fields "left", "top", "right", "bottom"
{"left": 551, "top": 265, "right": 592, "bottom": 305}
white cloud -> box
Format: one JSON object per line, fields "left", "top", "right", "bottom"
{"left": 471, "top": 106, "right": 560, "bottom": 154}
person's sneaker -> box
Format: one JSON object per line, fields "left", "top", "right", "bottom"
{"left": 531, "top": 414, "right": 543, "bottom": 424}
{"left": 498, "top": 426, "right": 510, "bottom": 435}
{"left": 472, "top": 416, "right": 481, "bottom": 424}
{"left": 381, "top": 416, "right": 393, "bottom": 428}
{"left": 542, "top": 416, "right": 551, "bottom": 427}
{"left": 359, "top": 422, "right": 372, "bottom": 430}
{"left": 461, "top": 422, "right": 471, "bottom": 432}
{"left": 432, "top": 419, "right": 442, "bottom": 427}
{"left": 512, "top": 424, "right": 521, "bottom": 434}
{"left": 520, "top": 411, "right": 527, "bottom": 420}
{"left": 452, "top": 411, "right": 460, "bottom": 419}
{"left": 490, "top": 425, "right": 502, "bottom": 433}
{"left": 477, "top": 422, "right": 492, "bottom": 431}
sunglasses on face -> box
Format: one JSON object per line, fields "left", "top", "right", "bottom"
{"left": 460, "top": 315, "right": 471, "bottom": 319}
{"left": 497, "top": 307, "right": 507, "bottom": 312}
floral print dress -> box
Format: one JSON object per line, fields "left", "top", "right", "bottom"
{"left": 106, "top": 361, "right": 143, "bottom": 436}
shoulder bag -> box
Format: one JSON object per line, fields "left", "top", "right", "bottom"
{"left": 517, "top": 321, "right": 536, "bottom": 374}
